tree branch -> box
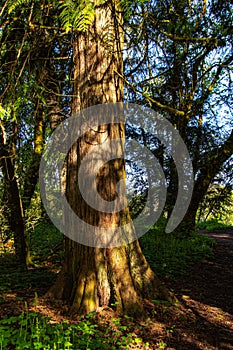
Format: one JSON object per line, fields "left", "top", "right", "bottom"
{"left": 115, "top": 70, "right": 185, "bottom": 117}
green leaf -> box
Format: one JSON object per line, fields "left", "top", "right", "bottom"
{"left": 0, "top": 103, "right": 10, "bottom": 120}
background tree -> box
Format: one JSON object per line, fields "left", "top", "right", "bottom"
{"left": 124, "top": 0, "right": 233, "bottom": 233}
{"left": 198, "top": 157, "right": 233, "bottom": 223}
{"left": 0, "top": 0, "right": 71, "bottom": 265}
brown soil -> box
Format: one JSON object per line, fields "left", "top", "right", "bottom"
{"left": 0, "top": 231, "right": 233, "bottom": 349}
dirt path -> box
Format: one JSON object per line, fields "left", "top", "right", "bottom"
{"left": 166, "top": 230, "right": 233, "bottom": 349}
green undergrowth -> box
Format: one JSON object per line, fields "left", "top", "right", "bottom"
{"left": 28, "top": 220, "right": 63, "bottom": 265}
{"left": 30, "top": 220, "right": 216, "bottom": 281}
{"left": 197, "top": 219, "right": 233, "bottom": 232}
{"left": 0, "top": 220, "right": 218, "bottom": 349}
{"left": 139, "top": 224, "right": 216, "bottom": 279}
{"left": 0, "top": 219, "right": 217, "bottom": 287}
{"left": 0, "top": 220, "right": 63, "bottom": 266}
{"left": 0, "top": 267, "right": 57, "bottom": 293}
{"left": 0, "top": 221, "right": 63, "bottom": 293}
{"left": 0, "top": 309, "right": 148, "bottom": 350}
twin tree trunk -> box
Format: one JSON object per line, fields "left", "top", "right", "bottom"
{"left": 46, "top": 2, "right": 172, "bottom": 315}
{"left": 1, "top": 101, "right": 45, "bottom": 267}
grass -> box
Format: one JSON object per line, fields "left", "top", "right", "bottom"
{"left": 197, "top": 219, "right": 233, "bottom": 232}
{"left": 139, "top": 222, "right": 216, "bottom": 279}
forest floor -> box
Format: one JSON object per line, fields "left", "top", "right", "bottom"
{"left": 163, "top": 230, "right": 233, "bottom": 349}
{"left": 0, "top": 230, "right": 233, "bottom": 349}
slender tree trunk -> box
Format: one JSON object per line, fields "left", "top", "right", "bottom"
{"left": 46, "top": 1, "right": 173, "bottom": 316}
{"left": 0, "top": 117, "right": 28, "bottom": 266}
{"left": 1, "top": 155, "right": 28, "bottom": 267}
{"left": 22, "top": 100, "right": 45, "bottom": 211}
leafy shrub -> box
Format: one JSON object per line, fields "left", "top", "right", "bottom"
{"left": 0, "top": 311, "right": 147, "bottom": 349}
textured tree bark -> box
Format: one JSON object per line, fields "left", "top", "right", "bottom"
{"left": 46, "top": 0, "right": 173, "bottom": 316}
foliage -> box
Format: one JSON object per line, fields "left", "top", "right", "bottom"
{"left": 0, "top": 266, "right": 57, "bottom": 292}
{"left": 8, "top": 0, "right": 36, "bottom": 13}
{"left": 0, "top": 104, "right": 10, "bottom": 120}
{"left": 58, "top": 0, "right": 148, "bottom": 33}
{"left": 198, "top": 184, "right": 233, "bottom": 224}
{"left": 0, "top": 208, "right": 13, "bottom": 254}
{"left": 0, "top": 187, "right": 61, "bottom": 261}
{"left": 0, "top": 310, "right": 147, "bottom": 349}
{"left": 0, "top": 218, "right": 63, "bottom": 265}
{"left": 0, "top": 221, "right": 61, "bottom": 291}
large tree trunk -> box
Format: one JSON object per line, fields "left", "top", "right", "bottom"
{"left": 46, "top": 1, "right": 173, "bottom": 316}
{"left": 47, "top": 240, "right": 172, "bottom": 316}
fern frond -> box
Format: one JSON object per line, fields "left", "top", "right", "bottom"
{"left": 120, "top": 0, "right": 132, "bottom": 20}
{"left": 120, "top": 0, "right": 148, "bottom": 21}
{"left": 102, "top": 22, "right": 116, "bottom": 52}
{"left": 59, "top": 0, "right": 95, "bottom": 33}
{"left": 59, "top": 0, "right": 76, "bottom": 33}
{"left": 73, "top": 1, "right": 95, "bottom": 32}
{"left": 8, "top": 0, "right": 33, "bottom": 13}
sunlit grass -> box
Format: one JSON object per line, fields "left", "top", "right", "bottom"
{"left": 139, "top": 223, "right": 216, "bottom": 279}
